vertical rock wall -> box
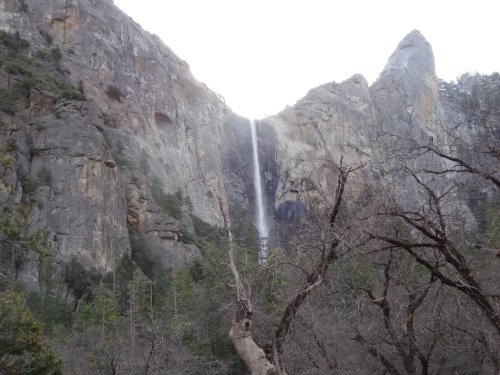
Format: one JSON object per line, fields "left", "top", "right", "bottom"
{"left": 1, "top": 0, "right": 493, "bottom": 282}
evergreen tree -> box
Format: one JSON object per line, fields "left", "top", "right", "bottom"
{"left": 0, "top": 291, "right": 62, "bottom": 374}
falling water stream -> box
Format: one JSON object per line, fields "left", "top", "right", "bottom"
{"left": 249, "top": 119, "right": 269, "bottom": 264}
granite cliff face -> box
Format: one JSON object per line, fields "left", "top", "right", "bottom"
{"left": 0, "top": 0, "right": 497, "bottom": 287}
{"left": 0, "top": 0, "right": 233, "bottom": 284}
{"left": 258, "top": 30, "right": 498, "bottom": 238}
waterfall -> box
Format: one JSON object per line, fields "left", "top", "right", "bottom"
{"left": 249, "top": 119, "right": 269, "bottom": 264}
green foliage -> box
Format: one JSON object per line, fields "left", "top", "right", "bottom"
{"left": 188, "top": 258, "right": 204, "bottom": 282}
{"left": 101, "top": 112, "right": 119, "bottom": 127}
{"left": 0, "top": 290, "right": 62, "bottom": 374}
{"left": 75, "top": 284, "right": 120, "bottom": 331}
{"left": 181, "top": 215, "right": 219, "bottom": 252}
{"left": 0, "top": 117, "right": 13, "bottom": 129}
{"left": 0, "top": 205, "right": 46, "bottom": 289}
{"left": 104, "top": 253, "right": 141, "bottom": 312}
{"left": 0, "top": 207, "right": 26, "bottom": 239}
{"left": 150, "top": 178, "right": 184, "bottom": 219}
{"left": 163, "top": 265, "right": 204, "bottom": 349}
{"left": 40, "top": 75, "right": 86, "bottom": 101}
{"left": 170, "top": 266, "right": 196, "bottom": 318}
{"left": 38, "top": 29, "right": 53, "bottom": 45}
{"left": 340, "top": 257, "right": 375, "bottom": 296}
{"left": 4, "top": 138, "right": 16, "bottom": 152}
{"left": 35, "top": 49, "right": 47, "bottom": 60}
{"left": 129, "top": 231, "right": 156, "bottom": 277}
{"left": 28, "top": 292, "right": 72, "bottom": 333}
{"left": 182, "top": 241, "right": 243, "bottom": 365}
{"left": 5, "top": 53, "right": 34, "bottom": 76}
{"left": 0, "top": 153, "right": 15, "bottom": 170}
{"left": 0, "top": 87, "right": 24, "bottom": 115}
{"left": 59, "top": 86, "right": 86, "bottom": 101}
{"left": 21, "top": 173, "right": 37, "bottom": 194}
{"left": 0, "top": 30, "right": 30, "bottom": 52}
{"left": 0, "top": 31, "right": 85, "bottom": 111}
{"left": 128, "top": 268, "right": 152, "bottom": 318}
{"left": 105, "top": 85, "right": 123, "bottom": 102}
{"left": 50, "top": 47, "right": 62, "bottom": 67}
{"left": 179, "top": 229, "right": 198, "bottom": 246}
{"left": 257, "top": 249, "right": 287, "bottom": 316}
{"left": 191, "top": 214, "right": 216, "bottom": 240}
{"left": 77, "top": 79, "right": 85, "bottom": 97}
{"left": 150, "top": 268, "right": 171, "bottom": 308}
{"left": 63, "top": 258, "right": 99, "bottom": 302}
{"left": 228, "top": 203, "right": 260, "bottom": 251}
{"left": 28, "top": 255, "right": 73, "bottom": 333}
{"left": 195, "top": 241, "right": 233, "bottom": 300}
{"left": 37, "top": 167, "right": 52, "bottom": 186}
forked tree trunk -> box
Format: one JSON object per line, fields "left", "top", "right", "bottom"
{"left": 227, "top": 163, "right": 352, "bottom": 374}
{"left": 229, "top": 310, "right": 276, "bottom": 374}
{"left": 228, "top": 237, "right": 276, "bottom": 374}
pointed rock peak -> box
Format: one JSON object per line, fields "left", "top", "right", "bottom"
{"left": 378, "top": 29, "right": 436, "bottom": 82}
{"left": 343, "top": 74, "right": 369, "bottom": 88}
{"left": 398, "top": 29, "right": 427, "bottom": 47}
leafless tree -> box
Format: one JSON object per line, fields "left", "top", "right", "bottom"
{"left": 351, "top": 88, "right": 500, "bottom": 373}
{"left": 227, "top": 160, "right": 354, "bottom": 374}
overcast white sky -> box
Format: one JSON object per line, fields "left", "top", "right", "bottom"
{"left": 114, "top": 0, "right": 499, "bottom": 119}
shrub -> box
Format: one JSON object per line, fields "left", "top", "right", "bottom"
{"left": 104, "top": 253, "right": 138, "bottom": 311}
{"left": 150, "top": 183, "right": 183, "bottom": 219}
{"left": 38, "top": 29, "right": 53, "bottom": 45}
{"left": 51, "top": 47, "right": 62, "bottom": 65}
{"left": 20, "top": 174, "right": 36, "bottom": 195}
{"left": 28, "top": 292, "right": 72, "bottom": 332}
{"left": 101, "top": 112, "right": 119, "bottom": 127}
{"left": 17, "top": 77, "right": 38, "bottom": 95}
{"left": 44, "top": 76, "right": 85, "bottom": 101}
{"left": 0, "top": 89, "right": 20, "bottom": 115}
{"left": 105, "top": 85, "right": 123, "bottom": 102}
{"left": 0, "top": 291, "right": 63, "bottom": 374}
{"left": 0, "top": 117, "right": 13, "bottom": 129}
{"left": 37, "top": 167, "right": 52, "bottom": 186}
{"left": 60, "top": 86, "right": 85, "bottom": 101}
{"left": 63, "top": 258, "right": 99, "bottom": 302}
{"left": 191, "top": 214, "right": 216, "bottom": 240}
{"left": 130, "top": 232, "right": 155, "bottom": 278}
{"left": 0, "top": 154, "right": 15, "bottom": 170}
{"left": 0, "top": 30, "right": 30, "bottom": 51}
{"left": 111, "top": 149, "right": 128, "bottom": 167}
{"left": 6, "top": 58, "right": 33, "bottom": 76}
{"left": 77, "top": 80, "right": 85, "bottom": 97}
{"left": 4, "top": 138, "right": 16, "bottom": 152}
{"left": 35, "top": 50, "right": 47, "bottom": 60}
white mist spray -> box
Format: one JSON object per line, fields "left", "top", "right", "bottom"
{"left": 249, "top": 119, "right": 269, "bottom": 264}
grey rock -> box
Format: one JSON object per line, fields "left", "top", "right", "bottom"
{"left": 1, "top": 0, "right": 494, "bottom": 293}
{"left": 0, "top": 0, "right": 235, "bottom": 279}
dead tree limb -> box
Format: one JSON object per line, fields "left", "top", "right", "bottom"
{"left": 228, "top": 234, "right": 276, "bottom": 375}
{"left": 228, "top": 162, "right": 352, "bottom": 374}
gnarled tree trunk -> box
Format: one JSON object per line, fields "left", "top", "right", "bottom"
{"left": 228, "top": 163, "right": 352, "bottom": 374}
{"left": 228, "top": 237, "right": 276, "bottom": 374}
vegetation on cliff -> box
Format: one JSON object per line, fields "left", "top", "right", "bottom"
{"left": 0, "top": 17, "right": 498, "bottom": 375}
